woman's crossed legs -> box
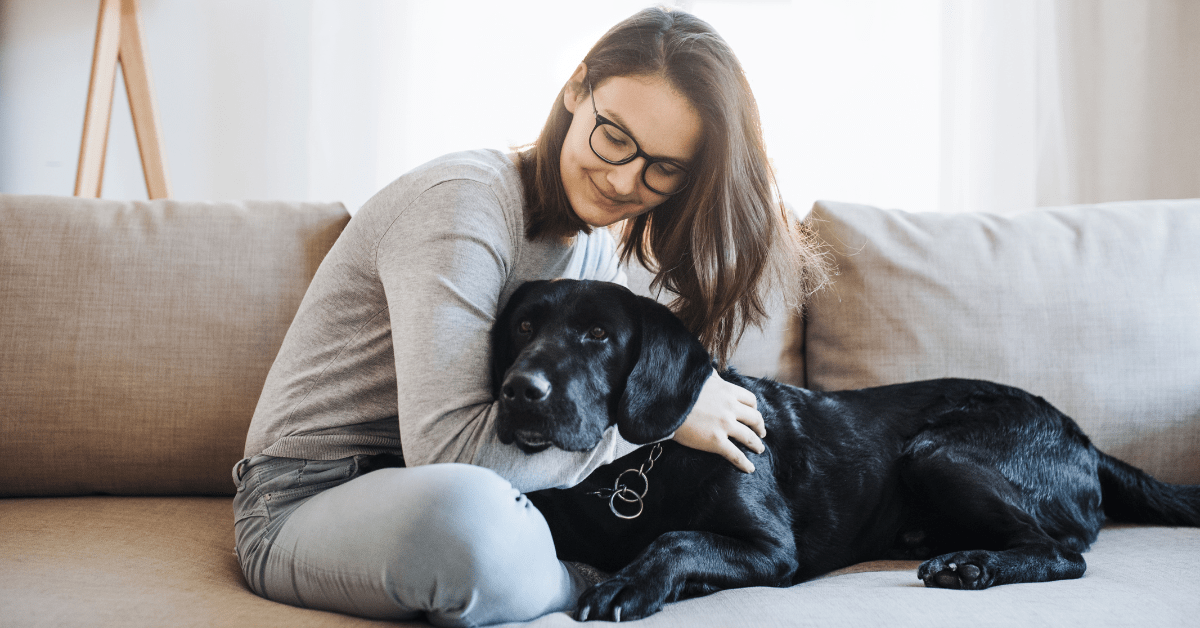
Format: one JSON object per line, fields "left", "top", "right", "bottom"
{"left": 233, "top": 456, "right": 588, "bottom": 627}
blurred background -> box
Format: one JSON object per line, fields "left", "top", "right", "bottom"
{"left": 1, "top": 0, "right": 1197, "bottom": 215}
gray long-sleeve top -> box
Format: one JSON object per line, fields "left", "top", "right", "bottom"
{"left": 244, "top": 149, "right": 641, "bottom": 492}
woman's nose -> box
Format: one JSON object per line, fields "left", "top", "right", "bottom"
{"left": 607, "top": 158, "right": 644, "bottom": 196}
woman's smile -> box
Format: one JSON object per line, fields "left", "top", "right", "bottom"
{"left": 588, "top": 174, "right": 635, "bottom": 209}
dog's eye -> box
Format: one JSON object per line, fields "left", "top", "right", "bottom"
{"left": 589, "top": 326, "right": 607, "bottom": 340}
{"left": 518, "top": 320, "right": 532, "bottom": 334}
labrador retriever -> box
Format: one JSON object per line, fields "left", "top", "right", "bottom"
{"left": 491, "top": 279, "right": 1200, "bottom": 622}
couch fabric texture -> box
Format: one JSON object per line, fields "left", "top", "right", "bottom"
{"left": 1, "top": 193, "right": 1197, "bottom": 626}
{"left": 792, "top": 199, "right": 1200, "bottom": 484}
{"left": 0, "top": 195, "right": 348, "bottom": 496}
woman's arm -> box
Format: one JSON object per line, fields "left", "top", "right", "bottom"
{"left": 376, "top": 179, "right": 641, "bottom": 492}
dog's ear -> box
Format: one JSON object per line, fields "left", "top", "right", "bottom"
{"left": 616, "top": 295, "right": 714, "bottom": 444}
{"left": 491, "top": 281, "right": 547, "bottom": 395}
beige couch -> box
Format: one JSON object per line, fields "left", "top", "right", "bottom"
{"left": 2, "top": 193, "right": 1198, "bottom": 627}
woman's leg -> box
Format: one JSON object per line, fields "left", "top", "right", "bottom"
{"left": 234, "top": 458, "right": 587, "bottom": 627}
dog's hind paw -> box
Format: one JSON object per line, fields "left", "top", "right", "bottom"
{"left": 918, "top": 552, "right": 993, "bottom": 590}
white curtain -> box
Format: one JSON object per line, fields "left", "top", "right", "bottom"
{"left": 941, "top": 0, "right": 1200, "bottom": 213}
{"left": 292, "top": 0, "right": 944, "bottom": 215}
{"left": 2, "top": 0, "right": 1197, "bottom": 213}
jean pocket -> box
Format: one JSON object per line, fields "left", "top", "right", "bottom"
{"left": 234, "top": 490, "right": 268, "bottom": 524}
{"left": 233, "top": 456, "right": 303, "bottom": 526}
{"left": 261, "top": 458, "right": 358, "bottom": 522}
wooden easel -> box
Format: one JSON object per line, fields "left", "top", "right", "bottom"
{"left": 75, "top": 0, "right": 171, "bottom": 199}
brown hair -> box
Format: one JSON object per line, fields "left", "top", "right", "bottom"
{"left": 519, "top": 7, "right": 829, "bottom": 365}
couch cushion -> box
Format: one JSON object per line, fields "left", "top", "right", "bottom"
{"left": 2, "top": 498, "right": 1196, "bottom": 627}
{"left": 513, "top": 526, "right": 1200, "bottom": 627}
{"left": 623, "top": 262, "right": 793, "bottom": 379}
{"left": 0, "top": 195, "right": 349, "bottom": 496}
{"left": 793, "top": 199, "right": 1200, "bottom": 484}
{"left": 0, "top": 497, "right": 411, "bottom": 626}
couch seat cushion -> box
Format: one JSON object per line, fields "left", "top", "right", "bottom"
{"left": 2, "top": 497, "right": 1197, "bottom": 627}
{"left": 501, "top": 526, "right": 1200, "bottom": 628}
{"left": 0, "top": 497, "right": 412, "bottom": 627}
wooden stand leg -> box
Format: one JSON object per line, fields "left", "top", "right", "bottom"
{"left": 75, "top": 0, "right": 171, "bottom": 200}
{"left": 74, "top": 0, "right": 120, "bottom": 198}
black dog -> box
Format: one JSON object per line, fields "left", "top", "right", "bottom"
{"left": 491, "top": 279, "right": 1200, "bottom": 622}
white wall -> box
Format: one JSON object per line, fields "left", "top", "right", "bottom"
{"left": 0, "top": 0, "right": 944, "bottom": 214}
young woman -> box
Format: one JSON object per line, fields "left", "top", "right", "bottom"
{"left": 233, "top": 7, "right": 826, "bottom": 626}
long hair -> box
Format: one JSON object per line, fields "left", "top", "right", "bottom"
{"left": 519, "top": 7, "right": 829, "bottom": 365}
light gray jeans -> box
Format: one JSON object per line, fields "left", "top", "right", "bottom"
{"left": 232, "top": 454, "right": 589, "bottom": 627}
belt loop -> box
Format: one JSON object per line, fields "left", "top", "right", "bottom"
{"left": 232, "top": 457, "right": 251, "bottom": 490}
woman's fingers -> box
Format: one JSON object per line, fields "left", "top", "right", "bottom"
{"left": 715, "top": 436, "right": 756, "bottom": 474}
{"left": 732, "top": 420, "right": 765, "bottom": 454}
{"left": 673, "top": 370, "right": 768, "bottom": 473}
{"left": 737, "top": 402, "right": 766, "bottom": 439}
{"left": 734, "top": 382, "right": 759, "bottom": 409}
{"left": 723, "top": 375, "right": 766, "bottom": 438}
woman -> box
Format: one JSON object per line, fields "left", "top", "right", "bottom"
{"left": 233, "top": 7, "right": 827, "bottom": 626}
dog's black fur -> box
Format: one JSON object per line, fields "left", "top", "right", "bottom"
{"left": 491, "top": 279, "right": 1200, "bottom": 622}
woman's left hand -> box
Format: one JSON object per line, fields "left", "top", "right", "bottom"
{"left": 671, "top": 369, "right": 766, "bottom": 473}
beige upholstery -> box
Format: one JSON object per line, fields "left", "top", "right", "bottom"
{"left": 3, "top": 499, "right": 1195, "bottom": 627}
{"left": 504, "top": 525, "right": 1200, "bottom": 628}
{"left": 794, "top": 199, "right": 1200, "bottom": 484}
{"left": 0, "top": 497, "right": 412, "bottom": 627}
{"left": 0, "top": 195, "right": 349, "bottom": 496}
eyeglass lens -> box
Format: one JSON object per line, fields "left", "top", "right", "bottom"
{"left": 590, "top": 124, "right": 688, "bottom": 195}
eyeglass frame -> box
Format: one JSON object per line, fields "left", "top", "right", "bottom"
{"left": 587, "top": 83, "right": 692, "bottom": 196}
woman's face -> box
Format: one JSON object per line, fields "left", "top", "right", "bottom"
{"left": 560, "top": 72, "right": 703, "bottom": 228}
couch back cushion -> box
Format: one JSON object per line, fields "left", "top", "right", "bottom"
{"left": 0, "top": 195, "right": 349, "bottom": 496}
{"left": 792, "top": 199, "right": 1200, "bottom": 484}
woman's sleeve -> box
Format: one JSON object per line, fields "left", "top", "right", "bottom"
{"left": 375, "top": 179, "right": 640, "bottom": 492}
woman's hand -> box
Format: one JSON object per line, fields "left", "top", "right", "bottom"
{"left": 672, "top": 369, "right": 766, "bottom": 473}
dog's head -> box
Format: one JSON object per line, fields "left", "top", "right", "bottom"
{"left": 491, "top": 279, "right": 713, "bottom": 453}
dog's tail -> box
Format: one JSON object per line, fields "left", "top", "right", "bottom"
{"left": 1097, "top": 450, "right": 1200, "bottom": 526}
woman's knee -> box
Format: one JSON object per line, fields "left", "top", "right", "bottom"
{"left": 373, "top": 464, "right": 572, "bottom": 623}
{"left": 265, "top": 462, "right": 571, "bottom": 625}
{"left": 387, "top": 463, "right": 548, "bottom": 553}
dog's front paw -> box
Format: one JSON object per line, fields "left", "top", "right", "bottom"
{"left": 918, "top": 551, "right": 994, "bottom": 590}
{"left": 575, "top": 575, "right": 673, "bottom": 622}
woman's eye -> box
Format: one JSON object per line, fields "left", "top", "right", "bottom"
{"left": 650, "top": 161, "right": 683, "bottom": 177}
{"left": 518, "top": 320, "right": 532, "bottom": 334}
{"left": 603, "top": 128, "right": 629, "bottom": 147}
{"left": 589, "top": 326, "right": 607, "bottom": 340}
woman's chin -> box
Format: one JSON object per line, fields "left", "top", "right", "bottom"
{"left": 573, "top": 200, "right": 646, "bottom": 229}
{"left": 568, "top": 203, "right": 614, "bottom": 229}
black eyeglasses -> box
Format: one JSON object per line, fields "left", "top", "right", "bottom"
{"left": 588, "top": 83, "right": 691, "bottom": 196}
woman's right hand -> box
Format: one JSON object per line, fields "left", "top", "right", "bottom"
{"left": 671, "top": 369, "right": 766, "bottom": 473}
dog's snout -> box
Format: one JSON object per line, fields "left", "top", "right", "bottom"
{"left": 502, "top": 372, "right": 552, "bottom": 403}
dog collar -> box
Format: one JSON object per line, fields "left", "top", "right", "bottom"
{"left": 588, "top": 442, "right": 663, "bottom": 519}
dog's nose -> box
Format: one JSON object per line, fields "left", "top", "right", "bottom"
{"left": 502, "top": 372, "right": 552, "bottom": 403}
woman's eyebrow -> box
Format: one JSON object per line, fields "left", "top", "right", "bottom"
{"left": 601, "top": 108, "right": 692, "bottom": 165}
